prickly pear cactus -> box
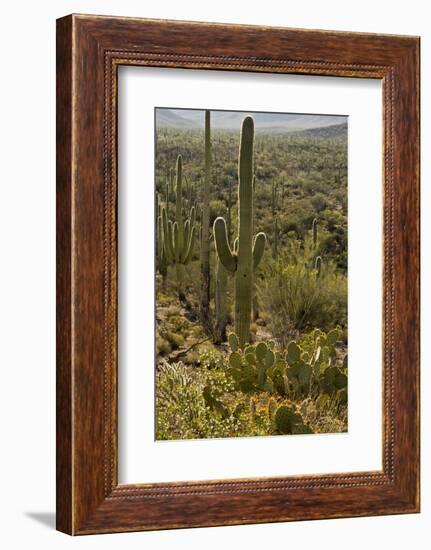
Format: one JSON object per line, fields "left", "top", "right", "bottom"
{"left": 274, "top": 405, "right": 312, "bottom": 435}
{"left": 214, "top": 116, "right": 266, "bottom": 347}
{"left": 226, "top": 327, "right": 346, "bottom": 405}
{"left": 227, "top": 335, "right": 281, "bottom": 393}
{"left": 268, "top": 397, "right": 277, "bottom": 424}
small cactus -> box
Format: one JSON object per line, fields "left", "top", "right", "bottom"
{"left": 271, "top": 184, "right": 279, "bottom": 257}
{"left": 273, "top": 217, "right": 279, "bottom": 259}
{"left": 268, "top": 398, "right": 277, "bottom": 423}
{"left": 310, "top": 218, "right": 324, "bottom": 276}
{"left": 228, "top": 332, "right": 239, "bottom": 352}
{"left": 274, "top": 405, "right": 312, "bottom": 435}
{"left": 312, "top": 217, "right": 318, "bottom": 248}
{"left": 249, "top": 398, "right": 257, "bottom": 420}
{"left": 271, "top": 181, "right": 277, "bottom": 218}
{"left": 314, "top": 255, "right": 322, "bottom": 277}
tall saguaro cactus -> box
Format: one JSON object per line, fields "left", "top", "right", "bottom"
{"left": 311, "top": 218, "right": 323, "bottom": 277}
{"left": 162, "top": 155, "right": 196, "bottom": 301}
{"left": 215, "top": 178, "right": 234, "bottom": 340}
{"left": 214, "top": 116, "right": 266, "bottom": 347}
{"left": 200, "top": 110, "right": 212, "bottom": 332}
{"left": 271, "top": 181, "right": 277, "bottom": 218}
{"left": 271, "top": 181, "right": 280, "bottom": 259}
{"left": 312, "top": 217, "right": 318, "bottom": 248}
{"left": 273, "top": 217, "right": 279, "bottom": 259}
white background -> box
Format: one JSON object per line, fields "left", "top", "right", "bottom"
{"left": 118, "top": 67, "right": 382, "bottom": 483}
{"left": 0, "top": 1, "right": 428, "bottom": 548}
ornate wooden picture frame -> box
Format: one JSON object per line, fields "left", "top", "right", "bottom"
{"left": 56, "top": 14, "right": 420, "bottom": 535}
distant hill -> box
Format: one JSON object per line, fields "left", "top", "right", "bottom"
{"left": 156, "top": 108, "right": 347, "bottom": 134}
{"left": 289, "top": 122, "right": 348, "bottom": 139}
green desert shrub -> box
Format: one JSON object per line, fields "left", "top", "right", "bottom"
{"left": 168, "top": 314, "right": 189, "bottom": 333}
{"left": 198, "top": 348, "right": 226, "bottom": 370}
{"left": 156, "top": 336, "right": 172, "bottom": 355}
{"left": 156, "top": 360, "right": 261, "bottom": 439}
{"left": 156, "top": 361, "right": 204, "bottom": 439}
{"left": 299, "top": 395, "right": 347, "bottom": 433}
{"left": 156, "top": 359, "right": 314, "bottom": 439}
{"left": 165, "top": 331, "right": 185, "bottom": 350}
{"left": 209, "top": 199, "right": 226, "bottom": 224}
{"left": 259, "top": 238, "right": 347, "bottom": 344}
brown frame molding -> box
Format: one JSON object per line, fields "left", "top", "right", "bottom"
{"left": 56, "top": 14, "right": 420, "bottom": 535}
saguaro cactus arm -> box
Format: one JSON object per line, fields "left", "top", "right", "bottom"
{"left": 173, "top": 222, "right": 181, "bottom": 262}
{"left": 183, "top": 226, "right": 196, "bottom": 265}
{"left": 314, "top": 255, "right": 322, "bottom": 277}
{"left": 214, "top": 217, "right": 237, "bottom": 273}
{"left": 233, "top": 237, "right": 239, "bottom": 254}
{"left": 253, "top": 232, "right": 266, "bottom": 269}
{"left": 181, "top": 219, "right": 190, "bottom": 262}
{"left": 161, "top": 207, "right": 174, "bottom": 263}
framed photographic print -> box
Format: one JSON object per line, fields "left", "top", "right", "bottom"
{"left": 56, "top": 14, "right": 420, "bottom": 534}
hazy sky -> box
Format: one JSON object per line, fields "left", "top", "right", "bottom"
{"left": 156, "top": 108, "right": 347, "bottom": 133}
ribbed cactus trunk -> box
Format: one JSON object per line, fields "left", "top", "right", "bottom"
{"left": 235, "top": 117, "right": 254, "bottom": 346}
{"left": 200, "top": 110, "right": 212, "bottom": 333}
{"left": 156, "top": 191, "right": 160, "bottom": 272}
{"left": 227, "top": 178, "right": 232, "bottom": 239}
{"left": 314, "top": 255, "right": 322, "bottom": 277}
{"left": 174, "top": 156, "right": 185, "bottom": 300}
{"left": 252, "top": 173, "right": 258, "bottom": 322}
{"left": 271, "top": 182, "right": 279, "bottom": 259}
{"left": 166, "top": 169, "right": 173, "bottom": 217}
{"left": 312, "top": 217, "right": 318, "bottom": 248}
{"left": 215, "top": 258, "right": 228, "bottom": 342}
{"left": 214, "top": 116, "right": 266, "bottom": 348}
{"left": 156, "top": 193, "right": 169, "bottom": 287}
{"left": 271, "top": 181, "right": 276, "bottom": 218}
{"left": 311, "top": 217, "right": 321, "bottom": 273}
{"left": 215, "top": 178, "right": 233, "bottom": 341}
{"left": 273, "top": 217, "right": 279, "bottom": 259}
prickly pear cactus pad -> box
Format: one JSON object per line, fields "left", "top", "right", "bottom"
{"left": 154, "top": 107, "right": 348, "bottom": 440}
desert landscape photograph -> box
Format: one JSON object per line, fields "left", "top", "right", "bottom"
{"left": 154, "top": 108, "right": 348, "bottom": 440}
